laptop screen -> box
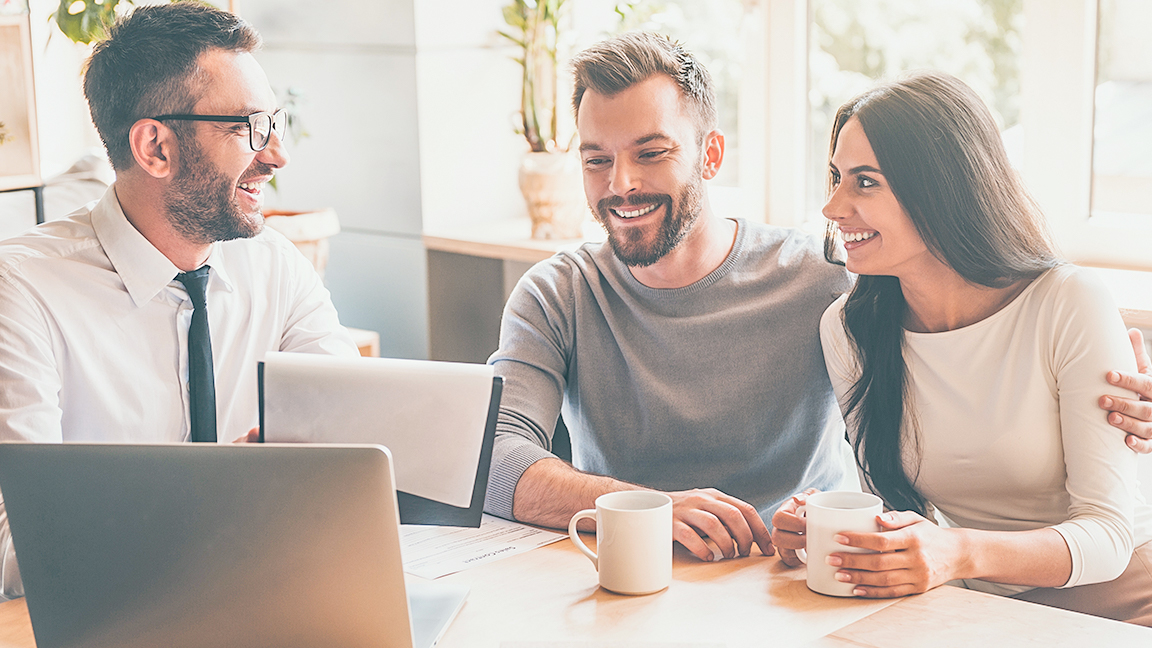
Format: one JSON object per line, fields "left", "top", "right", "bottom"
{"left": 0, "top": 443, "right": 464, "bottom": 648}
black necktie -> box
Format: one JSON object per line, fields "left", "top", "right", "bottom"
{"left": 176, "top": 266, "right": 217, "bottom": 442}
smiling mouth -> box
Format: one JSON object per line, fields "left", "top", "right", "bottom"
{"left": 237, "top": 180, "right": 264, "bottom": 195}
{"left": 841, "top": 229, "right": 877, "bottom": 243}
{"left": 613, "top": 204, "right": 658, "bottom": 219}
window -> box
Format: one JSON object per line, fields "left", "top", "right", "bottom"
{"left": 612, "top": 1, "right": 747, "bottom": 187}
{"left": 1092, "top": 0, "right": 1152, "bottom": 221}
{"left": 808, "top": 0, "right": 1023, "bottom": 227}
{"left": 747, "top": 0, "right": 1151, "bottom": 270}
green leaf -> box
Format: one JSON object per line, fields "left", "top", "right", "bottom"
{"left": 497, "top": 31, "right": 526, "bottom": 48}
{"left": 52, "top": 0, "right": 128, "bottom": 44}
{"left": 502, "top": 4, "right": 526, "bottom": 30}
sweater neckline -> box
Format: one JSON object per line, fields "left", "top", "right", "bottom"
{"left": 614, "top": 218, "right": 747, "bottom": 299}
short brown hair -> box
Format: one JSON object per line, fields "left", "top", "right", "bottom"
{"left": 83, "top": 2, "right": 261, "bottom": 170}
{"left": 571, "top": 32, "right": 717, "bottom": 137}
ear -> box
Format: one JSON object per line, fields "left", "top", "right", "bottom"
{"left": 700, "top": 129, "right": 725, "bottom": 180}
{"left": 128, "top": 119, "right": 176, "bottom": 179}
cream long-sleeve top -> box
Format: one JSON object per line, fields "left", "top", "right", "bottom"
{"left": 821, "top": 264, "right": 1152, "bottom": 595}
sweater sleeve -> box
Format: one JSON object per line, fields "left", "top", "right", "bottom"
{"left": 1046, "top": 268, "right": 1140, "bottom": 587}
{"left": 483, "top": 257, "right": 576, "bottom": 520}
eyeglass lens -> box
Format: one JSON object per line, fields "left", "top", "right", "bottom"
{"left": 250, "top": 111, "right": 287, "bottom": 151}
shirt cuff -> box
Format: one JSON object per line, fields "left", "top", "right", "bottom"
{"left": 484, "top": 441, "right": 557, "bottom": 520}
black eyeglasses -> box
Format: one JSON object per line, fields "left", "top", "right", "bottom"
{"left": 151, "top": 109, "right": 286, "bottom": 151}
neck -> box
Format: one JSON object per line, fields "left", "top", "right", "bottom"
{"left": 629, "top": 208, "right": 737, "bottom": 290}
{"left": 115, "top": 176, "right": 212, "bottom": 272}
{"left": 899, "top": 265, "right": 1032, "bottom": 333}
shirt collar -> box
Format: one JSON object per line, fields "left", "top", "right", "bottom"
{"left": 92, "top": 184, "right": 234, "bottom": 307}
{"left": 203, "top": 242, "right": 235, "bottom": 293}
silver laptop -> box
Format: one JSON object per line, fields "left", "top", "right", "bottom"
{"left": 0, "top": 442, "right": 467, "bottom": 648}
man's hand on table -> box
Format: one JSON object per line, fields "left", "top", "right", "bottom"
{"left": 667, "top": 487, "right": 775, "bottom": 561}
{"left": 1099, "top": 328, "right": 1152, "bottom": 454}
{"left": 513, "top": 458, "right": 773, "bottom": 562}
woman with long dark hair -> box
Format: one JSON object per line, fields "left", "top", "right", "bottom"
{"left": 771, "top": 71, "right": 1152, "bottom": 625}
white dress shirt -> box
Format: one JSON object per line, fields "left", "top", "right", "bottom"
{"left": 0, "top": 185, "right": 359, "bottom": 598}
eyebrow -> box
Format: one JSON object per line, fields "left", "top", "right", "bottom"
{"left": 829, "top": 162, "right": 884, "bottom": 175}
{"left": 635, "top": 132, "right": 674, "bottom": 146}
{"left": 198, "top": 105, "right": 269, "bottom": 118}
{"left": 579, "top": 132, "right": 675, "bottom": 153}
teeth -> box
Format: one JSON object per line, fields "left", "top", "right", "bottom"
{"left": 238, "top": 181, "right": 262, "bottom": 191}
{"left": 841, "top": 229, "right": 877, "bottom": 243}
{"left": 614, "top": 204, "right": 657, "bottom": 218}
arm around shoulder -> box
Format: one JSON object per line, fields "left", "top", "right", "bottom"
{"left": 1100, "top": 328, "right": 1152, "bottom": 453}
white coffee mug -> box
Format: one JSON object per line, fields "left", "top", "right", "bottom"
{"left": 796, "top": 490, "right": 883, "bottom": 597}
{"left": 568, "top": 490, "right": 673, "bottom": 595}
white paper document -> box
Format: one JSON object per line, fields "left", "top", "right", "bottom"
{"left": 400, "top": 514, "right": 567, "bottom": 579}
{"left": 262, "top": 352, "right": 493, "bottom": 508}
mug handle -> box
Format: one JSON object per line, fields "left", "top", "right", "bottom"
{"left": 568, "top": 508, "right": 598, "bottom": 568}
{"left": 794, "top": 503, "right": 808, "bottom": 565}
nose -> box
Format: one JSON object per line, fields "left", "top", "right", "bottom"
{"left": 608, "top": 158, "right": 640, "bottom": 196}
{"left": 258, "top": 130, "right": 290, "bottom": 169}
{"left": 822, "top": 181, "right": 848, "bottom": 223}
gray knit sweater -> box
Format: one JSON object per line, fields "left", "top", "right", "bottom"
{"left": 485, "top": 219, "right": 854, "bottom": 523}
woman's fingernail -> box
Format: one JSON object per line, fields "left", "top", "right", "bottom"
{"left": 1108, "top": 371, "right": 1121, "bottom": 383}
{"left": 833, "top": 534, "right": 850, "bottom": 545}
{"left": 835, "top": 571, "right": 851, "bottom": 582}
{"left": 825, "top": 555, "right": 842, "bottom": 566}
{"left": 853, "top": 587, "right": 867, "bottom": 596}
{"left": 1102, "top": 397, "right": 1114, "bottom": 408}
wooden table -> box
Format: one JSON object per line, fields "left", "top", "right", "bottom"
{"left": 1, "top": 539, "right": 1149, "bottom": 647}
{"left": 805, "top": 584, "right": 1152, "bottom": 647}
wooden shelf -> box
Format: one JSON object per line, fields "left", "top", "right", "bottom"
{"left": 1094, "top": 267, "right": 1152, "bottom": 330}
{"left": 423, "top": 217, "right": 604, "bottom": 265}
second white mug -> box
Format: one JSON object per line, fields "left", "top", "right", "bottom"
{"left": 797, "top": 490, "right": 883, "bottom": 597}
{"left": 568, "top": 490, "right": 672, "bottom": 595}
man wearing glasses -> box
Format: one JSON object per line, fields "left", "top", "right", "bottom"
{"left": 0, "top": 3, "right": 357, "bottom": 599}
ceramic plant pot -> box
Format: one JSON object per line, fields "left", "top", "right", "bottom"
{"left": 262, "top": 208, "right": 340, "bottom": 278}
{"left": 518, "top": 151, "right": 587, "bottom": 240}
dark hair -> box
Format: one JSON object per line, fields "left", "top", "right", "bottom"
{"left": 83, "top": 2, "right": 261, "bottom": 170}
{"left": 571, "top": 32, "right": 716, "bottom": 137}
{"left": 824, "top": 71, "right": 1060, "bottom": 514}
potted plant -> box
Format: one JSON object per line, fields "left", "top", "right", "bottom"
{"left": 500, "top": 0, "right": 585, "bottom": 240}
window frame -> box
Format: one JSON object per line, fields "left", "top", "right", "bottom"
{"left": 749, "top": 0, "right": 1152, "bottom": 270}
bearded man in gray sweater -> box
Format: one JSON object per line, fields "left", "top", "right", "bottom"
{"left": 483, "top": 32, "right": 853, "bottom": 561}
{"left": 483, "top": 32, "right": 1152, "bottom": 561}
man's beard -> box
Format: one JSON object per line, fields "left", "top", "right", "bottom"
{"left": 165, "top": 138, "right": 268, "bottom": 245}
{"left": 593, "top": 170, "right": 704, "bottom": 268}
